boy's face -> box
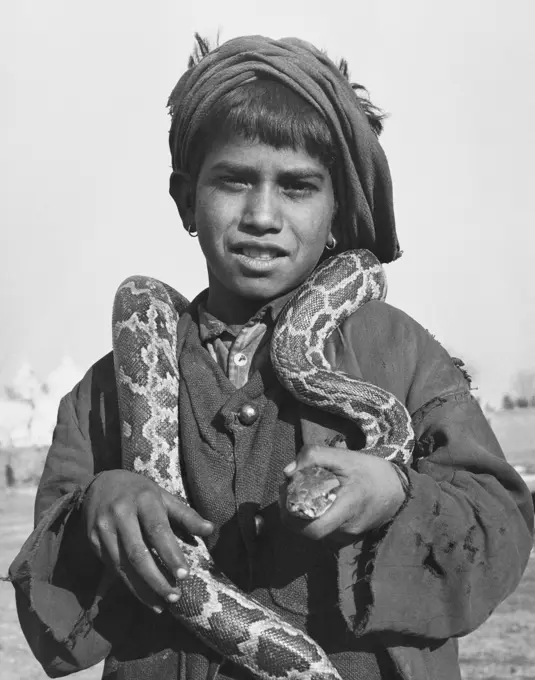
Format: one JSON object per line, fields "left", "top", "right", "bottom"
{"left": 189, "top": 135, "right": 336, "bottom": 311}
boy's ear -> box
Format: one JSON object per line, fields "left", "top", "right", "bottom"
{"left": 169, "top": 171, "right": 195, "bottom": 227}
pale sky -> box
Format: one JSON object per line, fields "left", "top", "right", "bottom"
{"left": 2, "top": 0, "right": 534, "bottom": 406}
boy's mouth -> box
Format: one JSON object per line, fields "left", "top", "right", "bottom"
{"left": 232, "top": 243, "right": 288, "bottom": 261}
{"left": 231, "top": 243, "right": 288, "bottom": 272}
{"left": 239, "top": 247, "right": 279, "bottom": 260}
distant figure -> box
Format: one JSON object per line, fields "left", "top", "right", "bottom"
{"left": 5, "top": 460, "right": 15, "bottom": 489}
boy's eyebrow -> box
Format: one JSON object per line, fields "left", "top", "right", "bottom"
{"left": 210, "top": 161, "right": 253, "bottom": 173}
{"left": 279, "top": 168, "right": 326, "bottom": 181}
{"left": 210, "top": 161, "right": 326, "bottom": 180}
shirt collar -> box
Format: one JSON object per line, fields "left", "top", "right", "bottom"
{"left": 197, "top": 289, "right": 295, "bottom": 343}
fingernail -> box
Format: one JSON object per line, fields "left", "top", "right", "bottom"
{"left": 152, "top": 605, "right": 163, "bottom": 614}
{"left": 284, "top": 462, "right": 297, "bottom": 475}
{"left": 167, "top": 592, "right": 180, "bottom": 603}
{"left": 176, "top": 567, "right": 188, "bottom": 579}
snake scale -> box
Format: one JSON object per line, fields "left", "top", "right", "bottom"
{"left": 112, "top": 249, "right": 415, "bottom": 680}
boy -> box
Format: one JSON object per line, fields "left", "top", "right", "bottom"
{"left": 9, "top": 35, "right": 534, "bottom": 680}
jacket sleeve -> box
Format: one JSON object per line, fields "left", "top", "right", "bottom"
{"left": 8, "top": 355, "right": 135, "bottom": 677}
{"left": 335, "top": 301, "right": 534, "bottom": 641}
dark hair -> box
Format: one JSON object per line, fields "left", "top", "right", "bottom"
{"left": 169, "top": 34, "right": 386, "bottom": 181}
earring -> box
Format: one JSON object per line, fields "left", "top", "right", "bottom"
{"left": 325, "top": 234, "right": 337, "bottom": 251}
{"left": 187, "top": 223, "right": 198, "bottom": 238}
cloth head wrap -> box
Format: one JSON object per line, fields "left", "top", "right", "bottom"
{"left": 168, "top": 35, "right": 401, "bottom": 263}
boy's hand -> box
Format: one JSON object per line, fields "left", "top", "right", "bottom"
{"left": 81, "top": 470, "right": 213, "bottom": 613}
{"left": 280, "top": 445, "right": 407, "bottom": 540}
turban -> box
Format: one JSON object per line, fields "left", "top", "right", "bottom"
{"left": 168, "top": 36, "right": 401, "bottom": 263}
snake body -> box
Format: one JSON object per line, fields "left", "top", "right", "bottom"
{"left": 112, "top": 249, "right": 414, "bottom": 680}
{"left": 272, "top": 250, "right": 414, "bottom": 518}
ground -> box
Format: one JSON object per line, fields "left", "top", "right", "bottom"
{"left": 1, "top": 416, "right": 534, "bottom": 679}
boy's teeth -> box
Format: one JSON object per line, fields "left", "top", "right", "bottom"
{"left": 242, "top": 248, "right": 276, "bottom": 260}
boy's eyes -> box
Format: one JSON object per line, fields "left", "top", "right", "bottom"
{"left": 280, "top": 180, "right": 316, "bottom": 196}
{"left": 218, "top": 175, "right": 317, "bottom": 196}
{"left": 220, "top": 176, "right": 250, "bottom": 188}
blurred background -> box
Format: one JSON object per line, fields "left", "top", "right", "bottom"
{"left": 1, "top": 1, "right": 534, "bottom": 678}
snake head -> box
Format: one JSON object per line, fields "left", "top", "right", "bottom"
{"left": 285, "top": 466, "right": 341, "bottom": 520}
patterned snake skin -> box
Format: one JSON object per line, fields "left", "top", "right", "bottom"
{"left": 112, "top": 249, "right": 415, "bottom": 680}
{"left": 272, "top": 250, "right": 414, "bottom": 518}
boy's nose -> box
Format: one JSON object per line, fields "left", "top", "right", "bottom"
{"left": 242, "top": 186, "right": 282, "bottom": 232}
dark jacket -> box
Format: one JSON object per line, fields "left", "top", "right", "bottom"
{"left": 9, "top": 300, "right": 534, "bottom": 680}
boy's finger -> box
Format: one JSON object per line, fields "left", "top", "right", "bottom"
{"left": 137, "top": 496, "right": 192, "bottom": 582}
{"left": 114, "top": 510, "right": 183, "bottom": 606}
{"left": 97, "top": 523, "right": 171, "bottom": 613}
{"left": 285, "top": 445, "right": 362, "bottom": 477}
{"left": 163, "top": 493, "right": 214, "bottom": 537}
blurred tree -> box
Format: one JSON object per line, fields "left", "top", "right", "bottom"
{"left": 502, "top": 394, "right": 515, "bottom": 410}
{"left": 512, "top": 370, "right": 535, "bottom": 402}
{"left": 5, "top": 364, "right": 47, "bottom": 408}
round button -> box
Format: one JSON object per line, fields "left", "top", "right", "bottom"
{"left": 254, "top": 514, "right": 265, "bottom": 537}
{"left": 238, "top": 403, "right": 258, "bottom": 425}
{"left": 234, "top": 352, "right": 248, "bottom": 367}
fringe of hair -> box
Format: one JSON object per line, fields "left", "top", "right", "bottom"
{"left": 337, "top": 58, "right": 386, "bottom": 136}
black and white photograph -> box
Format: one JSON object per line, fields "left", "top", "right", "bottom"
{"left": 1, "top": 2, "right": 534, "bottom": 679}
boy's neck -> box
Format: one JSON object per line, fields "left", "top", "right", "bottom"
{"left": 205, "top": 286, "right": 269, "bottom": 326}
